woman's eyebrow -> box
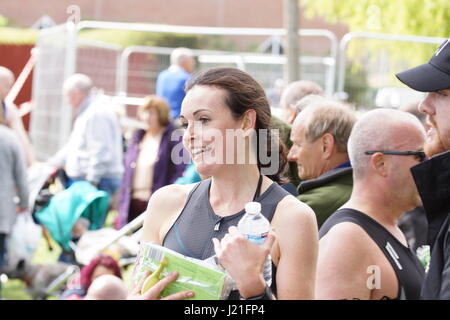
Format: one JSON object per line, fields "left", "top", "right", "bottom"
{"left": 180, "top": 108, "right": 211, "bottom": 119}
{"left": 193, "top": 109, "right": 211, "bottom": 116}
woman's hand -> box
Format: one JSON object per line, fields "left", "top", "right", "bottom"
{"left": 127, "top": 271, "right": 194, "bottom": 300}
{"left": 212, "top": 226, "right": 276, "bottom": 298}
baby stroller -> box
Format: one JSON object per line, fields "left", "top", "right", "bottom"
{"left": 29, "top": 163, "right": 111, "bottom": 264}
{"left": 27, "top": 163, "right": 143, "bottom": 297}
{"left": 2, "top": 163, "right": 109, "bottom": 299}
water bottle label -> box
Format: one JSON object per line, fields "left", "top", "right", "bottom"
{"left": 245, "top": 233, "right": 268, "bottom": 245}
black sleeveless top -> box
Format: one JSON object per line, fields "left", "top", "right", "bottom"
{"left": 163, "top": 178, "right": 291, "bottom": 298}
{"left": 319, "top": 208, "right": 425, "bottom": 300}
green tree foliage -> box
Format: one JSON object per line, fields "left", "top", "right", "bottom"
{"left": 0, "top": 15, "right": 9, "bottom": 27}
{"left": 301, "top": 0, "right": 450, "bottom": 67}
{"left": 76, "top": 29, "right": 237, "bottom": 51}
{"left": 0, "top": 14, "right": 38, "bottom": 44}
{"left": 0, "top": 27, "right": 37, "bottom": 45}
{"left": 78, "top": 29, "right": 200, "bottom": 49}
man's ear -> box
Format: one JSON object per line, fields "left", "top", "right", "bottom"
{"left": 370, "top": 152, "right": 388, "bottom": 177}
{"left": 321, "top": 133, "right": 335, "bottom": 159}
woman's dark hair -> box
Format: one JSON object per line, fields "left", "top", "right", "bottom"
{"left": 185, "top": 67, "right": 288, "bottom": 183}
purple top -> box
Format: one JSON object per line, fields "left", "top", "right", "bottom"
{"left": 116, "top": 123, "right": 187, "bottom": 228}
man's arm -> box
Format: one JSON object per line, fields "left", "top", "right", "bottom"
{"left": 316, "top": 222, "right": 374, "bottom": 300}
{"left": 47, "top": 143, "right": 69, "bottom": 168}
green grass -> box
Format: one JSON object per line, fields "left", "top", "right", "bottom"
{"left": 1, "top": 210, "right": 135, "bottom": 300}
{"left": 1, "top": 279, "right": 32, "bottom": 300}
{"left": 1, "top": 234, "right": 62, "bottom": 300}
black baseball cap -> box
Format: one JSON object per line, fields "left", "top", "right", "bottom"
{"left": 396, "top": 38, "right": 450, "bottom": 92}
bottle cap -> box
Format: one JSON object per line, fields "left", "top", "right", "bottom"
{"left": 245, "top": 202, "right": 261, "bottom": 214}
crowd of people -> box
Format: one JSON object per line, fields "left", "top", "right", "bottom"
{"left": 1, "top": 39, "right": 450, "bottom": 300}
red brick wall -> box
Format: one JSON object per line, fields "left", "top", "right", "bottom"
{"left": 1, "top": 0, "right": 347, "bottom": 36}
{"left": 0, "top": 44, "right": 34, "bottom": 130}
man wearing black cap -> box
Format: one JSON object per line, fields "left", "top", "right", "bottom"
{"left": 396, "top": 38, "right": 450, "bottom": 300}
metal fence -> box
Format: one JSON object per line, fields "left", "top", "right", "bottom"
{"left": 30, "top": 21, "right": 448, "bottom": 160}
{"left": 116, "top": 45, "right": 336, "bottom": 98}
{"left": 30, "top": 24, "right": 74, "bottom": 160}
{"left": 30, "top": 21, "right": 337, "bottom": 160}
{"left": 336, "top": 32, "right": 445, "bottom": 109}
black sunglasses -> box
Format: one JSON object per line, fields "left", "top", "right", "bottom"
{"left": 364, "top": 150, "right": 427, "bottom": 163}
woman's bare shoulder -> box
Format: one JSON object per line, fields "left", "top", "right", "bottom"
{"left": 273, "top": 194, "right": 318, "bottom": 230}
{"left": 141, "top": 182, "right": 200, "bottom": 244}
{"left": 278, "top": 194, "right": 316, "bottom": 217}
{"left": 148, "top": 183, "right": 198, "bottom": 212}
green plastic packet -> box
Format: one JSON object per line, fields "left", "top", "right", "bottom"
{"left": 133, "top": 242, "right": 234, "bottom": 300}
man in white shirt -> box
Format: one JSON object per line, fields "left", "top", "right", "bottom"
{"left": 49, "top": 74, "right": 124, "bottom": 196}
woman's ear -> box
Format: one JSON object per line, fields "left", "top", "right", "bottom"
{"left": 242, "top": 109, "right": 257, "bottom": 134}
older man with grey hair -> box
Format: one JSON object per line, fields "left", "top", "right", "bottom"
{"left": 49, "top": 73, "right": 123, "bottom": 197}
{"left": 156, "top": 47, "right": 195, "bottom": 120}
{"left": 287, "top": 98, "right": 356, "bottom": 227}
{"left": 317, "top": 109, "right": 426, "bottom": 300}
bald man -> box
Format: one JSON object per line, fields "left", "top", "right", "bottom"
{"left": 276, "top": 80, "right": 324, "bottom": 187}
{"left": 279, "top": 80, "right": 324, "bottom": 125}
{"left": 317, "top": 109, "right": 426, "bottom": 300}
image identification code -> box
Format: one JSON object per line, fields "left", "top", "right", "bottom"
{"left": 184, "top": 304, "right": 265, "bottom": 317}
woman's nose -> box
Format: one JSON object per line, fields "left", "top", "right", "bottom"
{"left": 184, "top": 121, "right": 199, "bottom": 141}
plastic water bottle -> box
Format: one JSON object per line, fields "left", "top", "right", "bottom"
{"left": 237, "top": 201, "right": 272, "bottom": 286}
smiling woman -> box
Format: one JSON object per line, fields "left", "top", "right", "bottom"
{"left": 138, "top": 67, "right": 319, "bottom": 300}
{"left": 180, "top": 68, "right": 287, "bottom": 181}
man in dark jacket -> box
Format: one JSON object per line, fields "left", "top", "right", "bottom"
{"left": 396, "top": 37, "right": 450, "bottom": 299}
